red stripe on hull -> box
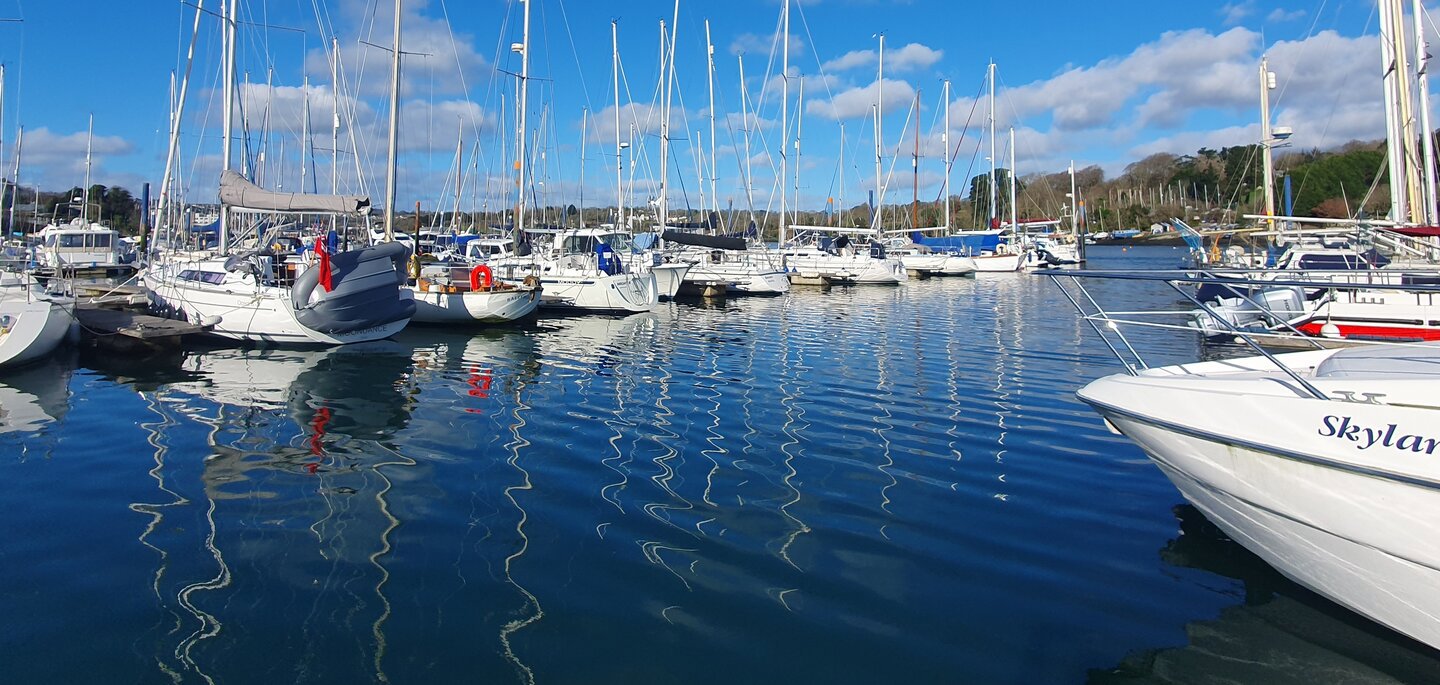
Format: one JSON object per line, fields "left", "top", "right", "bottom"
{"left": 1296, "top": 321, "right": 1440, "bottom": 341}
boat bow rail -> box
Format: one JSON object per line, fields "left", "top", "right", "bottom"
{"left": 1042, "top": 268, "right": 1440, "bottom": 400}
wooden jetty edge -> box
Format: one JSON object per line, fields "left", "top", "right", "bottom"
{"left": 72, "top": 283, "right": 212, "bottom": 350}
{"left": 75, "top": 304, "right": 212, "bottom": 346}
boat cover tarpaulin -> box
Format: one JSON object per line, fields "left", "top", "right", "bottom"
{"left": 661, "top": 230, "right": 747, "bottom": 251}
{"left": 911, "top": 230, "right": 1003, "bottom": 252}
{"left": 219, "top": 170, "right": 371, "bottom": 214}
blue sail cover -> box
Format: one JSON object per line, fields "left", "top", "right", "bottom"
{"left": 909, "top": 230, "right": 1004, "bottom": 253}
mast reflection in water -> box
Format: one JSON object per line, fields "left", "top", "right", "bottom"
{"left": 1, "top": 247, "right": 1437, "bottom": 683}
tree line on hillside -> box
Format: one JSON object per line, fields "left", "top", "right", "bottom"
{"left": 1, "top": 181, "right": 143, "bottom": 236}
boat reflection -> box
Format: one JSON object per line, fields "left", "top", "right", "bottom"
{"left": 0, "top": 351, "right": 73, "bottom": 438}
{"left": 1088, "top": 505, "right": 1440, "bottom": 684}
{"left": 124, "top": 342, "right": 423, "bottom": 683}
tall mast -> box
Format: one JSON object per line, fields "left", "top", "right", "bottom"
{"left": 1392, "top": 0, "right": 1422, "bottom": 222}
{"left": 6, "top": 126, "right": 18, "bottom": 235}
{"left": 578, "top": 107, "right": 587, "bottom": 228}
{"left": 779, "top": 0, "right": 790, "bottom": 245}
{"left": 838, "top": 122, "right": 845, "bottom": 227}
{"left": 658, "top": 1, "right": 680, "bottom": 232}
{"left": 514, "top": 0, "right": 531, "bottom": 242}
{"left": 383, "top": 0, "right": 402, "bottom": 243}
{"left": 301, "top": 75, "right": 310, "bottom": 194}
{"left": 220, "top": 0, "right": 237, "bottom": 252}
{"left": 454, "top": 119, "right": 464, "bottom": 229}
{"left": 612, "top": 20, "right": 623, "bottom": 230}
{"left": 988, "top": 62, "right": 998, "bottom": 229}
{"left": 82, "top": 114, "right": 93, "bottom": 223}
{"left": 1381, "top": 1, "right": 1409, "bottom": 222}
{"left": 912, "top": 90, "right": 919, "bottom": 231}
{"left": 942, "top": 78, "right": 951, "bottom": 231}
{"left": 155, "top": 0, "right": 204, "bottom": 244}
{"left": 330, "top": 37, "right": 341, "bottom": 233}
{"left": 706, "top": 19, "right": 718, "bottom": 230}
{"left": 795, "top": 76, "right": 804, "bottom": 229}
{"left": 331, "top": 37, "right": 340, "bottom": 198}
{"left": 874, "top": 33, "right": 883, "bottom": 234}
{"left": 1, "top": 64, "right": 5, "bottom": 206}
{"left": 739, "top": 53, "right": 755, "bottom": 228}
{"left": 1008, "top": 127, "right": 1018, "bottom": 234}
{"left": 1259, "top": 56, "right": 1276, "bottom": 231}
{"left": 1414, "top": 0, "right": 1438, "bottom": 224}
{"left": 1068, "top": 160, "right": 1078, "bottom": 238}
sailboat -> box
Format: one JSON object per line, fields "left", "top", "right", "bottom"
{"left": 779, "top": 19, "right": 903, "bottom": 286}
{"left": 908, "top": 64, "right": 1028, "bottom": 273}
{"left": 144, "top": 0, "right": 414, "bottom": 345}
{"left": 0, "top": 271, "right": 73, "bottom": 368}
{"left": 486, "top": 1, "right": 657, "bottom": 313}
{"left": 378, "top": 0, "right": 539, "bottom": 324}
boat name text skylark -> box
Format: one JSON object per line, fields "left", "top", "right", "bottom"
{"left": 1319, "top": 416, "right": 1440, "bottom": 455}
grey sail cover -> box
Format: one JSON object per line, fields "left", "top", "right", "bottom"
{"left": 219, "top": 170, "right": 371, "bottom": 214}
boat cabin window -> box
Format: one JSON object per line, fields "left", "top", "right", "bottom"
{"left": 178, "top": 270, "right": 227, "bottom": 285}
{"left": 55, "top": 233, "right": 113, "bottom": 249}
{"left": 1294, "top": 254, "right": 1367, "bottom": 270}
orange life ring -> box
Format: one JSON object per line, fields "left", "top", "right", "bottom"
{"left": 470, "top": 264, "right": 494, "bottom": 291}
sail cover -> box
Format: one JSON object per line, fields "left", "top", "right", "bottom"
{"left": 660, "top": 230, "right": 747, "bottom": 251}
{"left": 219, "top": 170, "right": 370, "bottom": 214}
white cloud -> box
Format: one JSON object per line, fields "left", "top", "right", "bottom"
{"left": 820, "top": 42, "right": 943, "bottom": 73}
{"left": 1220, "top": 1, "right": 1256, "bottom": 26}
{"left": 808, "top": 79, "right": 916, "bottom": 120}
{"left": 729, "top": 32, "right": 805, "bottom": 58}
{"left": 10, "top": 127, "right": 137, "bottom": 191}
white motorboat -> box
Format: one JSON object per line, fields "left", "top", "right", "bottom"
{"left": 1055, "top": 269, "right": 1440, "bottom": 651}
{"left": 488, "top": 228, "right": 657, "bottom": 313}
{"left": 407, "top": 263, "right": 540, "bottom": 324}
{"left": 0, "top": 273, "right": 75, "bottom": 369}
{"left": 37, "top": 219, "right": 128, "bottom": 270}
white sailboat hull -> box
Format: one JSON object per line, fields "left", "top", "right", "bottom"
{"left": 532, "top": 272, "right": 658, "bottom": 313}
{"left": 650, "top": 263, "right": 691, "bottom": 299}
{"left": 940, "top": 255, "right": 978, "bottom": 276}
{"left": 0, "top": 297, "right": 73, "bottom": 368}
{"left": 144, "top": 262, "right": 412, "bottom": 345}
{"left": 408, "top": 286, "right": 539, "bottom": 323}
{"left": 783, "top": 251, "right": 904, "bottom": 284}
{"left": 1079, "top": 355, "right": 1440, "bottom": 650}
{"left": 685, "top": 262, "right": 790, "bottom": 295}
{"left": 972, "top": 252, "right": 1025, "bottom": 272}
{"left": 899, "top": 253, "right": 949, "bottom": 275}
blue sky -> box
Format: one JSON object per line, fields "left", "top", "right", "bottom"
{"left": 0, "top": 0, "right": 1404, "bottom": 221}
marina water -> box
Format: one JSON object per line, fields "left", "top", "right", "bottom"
{"left": 2, "top": 247, "right": 1437, "bottom": 683}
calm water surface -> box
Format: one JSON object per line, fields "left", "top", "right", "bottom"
{"left": 2, "top": 246, "right": 1438, "bottom": 684}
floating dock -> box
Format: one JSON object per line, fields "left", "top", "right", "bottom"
{"left": 74, "top": 303, "right": 211, "bottom": 350}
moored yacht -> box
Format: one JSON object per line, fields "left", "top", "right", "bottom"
{"left": 145, "top": 172, "right": 415, "bottom": 345}
{"left": 487, "top": 228, "right": 657, "bottom": 313}
{"left": 1055, "top": 268, "right": 1440, "bottom": 652}
{"left": 0, "top": 272, "right": 74, "bottom": 368}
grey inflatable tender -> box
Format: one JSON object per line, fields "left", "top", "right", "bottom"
{"left": 291, "top": 242, "right": 415, "bottom": 335}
